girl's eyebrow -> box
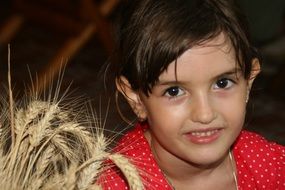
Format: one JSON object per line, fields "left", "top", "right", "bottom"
{"left": 216, "top": 68, "right": 242, "bottom": 79}
{"left": 156, "top": 80, "right": 184, "bottom": 86}
{"left": 157, "top": 67, "right": 241, "bottom": 86}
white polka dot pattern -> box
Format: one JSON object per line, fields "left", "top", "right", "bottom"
{"left": 234, "top": 131, "right": 285, "bottom": 190}
{"left": 98, "top": 123, "right": 285, "bottom": 189}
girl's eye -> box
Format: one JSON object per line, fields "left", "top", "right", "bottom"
{"left": 164, "top": 86, "right": 185, "bottom": 97}
{"left": 214, "top": 78, "right": 235, "bottom": 89}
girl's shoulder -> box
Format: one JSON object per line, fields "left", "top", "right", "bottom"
{"left": 233, "top": 130, "right": 285, "bottom": 189}
{"left": 233, "top": 130, "right": 285, "bottom": 157}
{"left": 114, "top": 122, "right": 149, "bottom": 154}
{"left": 98, "top": 122, "right": 172, "bottom": 189}
{"left": 97, "top": 123, "right": 147, "bottom": 189}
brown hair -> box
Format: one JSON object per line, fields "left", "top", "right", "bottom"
{"left": 111, "top": 0, "right": 260, "bottom": 95}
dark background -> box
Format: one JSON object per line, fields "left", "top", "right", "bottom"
{"left": 0, "top": 0, "right": 285, "bottom": 145}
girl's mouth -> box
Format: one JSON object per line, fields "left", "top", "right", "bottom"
{"left": 185, "top": 128, "right": 222, "bottom": 144}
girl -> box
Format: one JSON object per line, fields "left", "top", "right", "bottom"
{"left": 99, "top": 0, "right": 285, "bottom": 189}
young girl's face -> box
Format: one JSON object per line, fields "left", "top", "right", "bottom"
{"left": 121, "top": 33, "right": 259, "bottom": 166}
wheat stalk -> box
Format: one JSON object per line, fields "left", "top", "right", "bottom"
{"left": 7, "top": 44, "right": 15, "bottom": 147}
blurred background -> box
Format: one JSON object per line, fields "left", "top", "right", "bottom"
{"left": 0, "top": 0, "right": 284, "bottom": 145}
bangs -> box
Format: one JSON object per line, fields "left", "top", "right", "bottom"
{"left": 116, "top": 0, "right": 259, "bottom": 95}
{"left": 123, "top": 1, "right": 224, "bottom": 95}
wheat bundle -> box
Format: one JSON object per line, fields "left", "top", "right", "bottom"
{"left": 0, "top": 56, "right": 143, "bottom": 189}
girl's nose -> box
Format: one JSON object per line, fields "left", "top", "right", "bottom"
{"left": 190, "top": 94, "right": 216, "bottom": 124}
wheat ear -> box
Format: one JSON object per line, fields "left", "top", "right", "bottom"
{"left": 108, "top": 153, "right": 143, "bottom": 190}
{"left": 77, "top": 133, "right": 108, "bottom": 189}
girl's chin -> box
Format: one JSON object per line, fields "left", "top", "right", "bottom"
{"left": 185, "top": 152, "right": 228, "bottom": 169}
{"left": 181, "top": 144, "right": 230, "bottom": 167}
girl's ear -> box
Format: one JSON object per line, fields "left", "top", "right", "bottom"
{"left": 116, "top": 77, "right": 147, "bottom": 121}
{"left": 245, "top": 59, "right": 260, "bottom": 103}
{"left": 248, "top": 58, "right": 261, "bottom": 89}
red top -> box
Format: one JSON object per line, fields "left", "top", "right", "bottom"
{"left": 99, "top": 122, "right": 285, "bottom": 190}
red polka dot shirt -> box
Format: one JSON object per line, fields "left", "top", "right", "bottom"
{"left": 99, "top": 122, "right": 285, "bottom": 189}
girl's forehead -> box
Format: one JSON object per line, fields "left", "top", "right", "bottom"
{"left": 158, "top": 34, "right": 237, "bottom": 82}
{"left": 190, "top": 33, "right": 232, "bottom": 54}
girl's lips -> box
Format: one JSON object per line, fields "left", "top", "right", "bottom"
{"left": 185, "top": 128, "right": 223, "bottom": 144}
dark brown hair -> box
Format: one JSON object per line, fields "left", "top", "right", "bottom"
{"left": 111, "top": 0, "right": 260, "bottom": 95}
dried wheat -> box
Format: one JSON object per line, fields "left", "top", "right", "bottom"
{"left": 0, "top": 55, "right": 145, "bottom": 189}
{"left": 108, "top": 153, "right": 143, "bottom": 190}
